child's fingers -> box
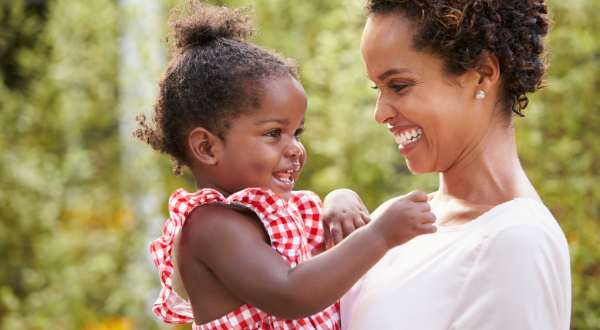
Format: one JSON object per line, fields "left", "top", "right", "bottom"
{"left": 406, "top": 190, "right": 428, "bottom": 202}
{"left": 341, "top": 220, "right": 356, "bottom": 238}
{"left": 329, "top": 222, "right": 344, "bottom": 246}
{"left": 354, "top": 214, "right": 370, "bottom": 228}
{"left": 422, "top": 212, "right": 436, "bottom": 224}
{"left": 352, "top": 217, "right": 366, "bottom": 230}
{"left": 322, "top": 224, "right": 332, "bottom": 250}
{"left": 351, "top": 207, "right": 371, "bottom": 228}
{"left": 419, "top": 201, "right": 431, "bottom": 212}
{"left": 420, "top": 224, "right": 437, "bottom": 234}
{"left": 361, "top": 213, "right": 372, "bottom": 225}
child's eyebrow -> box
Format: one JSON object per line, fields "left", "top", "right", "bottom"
{"left": 254, "top": 118, "right": 290, "bottom": 125}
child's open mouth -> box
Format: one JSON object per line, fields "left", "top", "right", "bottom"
{"left": 272, "top": 170, "right": 295, "bottom": 185}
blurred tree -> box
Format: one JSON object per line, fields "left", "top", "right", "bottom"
{"left": 517, "top": 0, "right": 600, "bottom": 328}
{"left": 0, "top": 0, "right": 158, "bottom": 329}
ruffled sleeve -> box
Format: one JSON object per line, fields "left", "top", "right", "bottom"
{"left": 290, "top": 190, "right": 324, "bottom": 255}
{"left": 150, "top": 188, "right": 226, "bottom": 324}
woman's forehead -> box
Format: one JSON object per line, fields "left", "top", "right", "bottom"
{"left": 361, "top": 15, "right": 435, "bottom": 81}
{"left": 362, "top": 14, "right": 413, "bottom": 46}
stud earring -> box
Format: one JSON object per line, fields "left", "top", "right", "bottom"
{"left": 475, "top": 90, "right": 485, "bottom": 99}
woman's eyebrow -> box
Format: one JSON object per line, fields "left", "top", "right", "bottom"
{"left": 254, "top": 118, "right": 290, "bottom": 125}
{"left": 377, "top": 68, "right": 413, "bottom": 81}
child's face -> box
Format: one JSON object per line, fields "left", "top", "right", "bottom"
{"left": 215, "top": 77, "right": 307, "bottom": 201}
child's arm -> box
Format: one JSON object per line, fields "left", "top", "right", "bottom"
{"left": 184, "top": 190, "right": 435, "bottom": 319}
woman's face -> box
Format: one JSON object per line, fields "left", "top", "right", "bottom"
{"left": 361, "top": 14, "right": 492, "bottom": 174}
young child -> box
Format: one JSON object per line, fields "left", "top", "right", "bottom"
{"left": 134, "top": 2, "right": 436, "bottom": 329}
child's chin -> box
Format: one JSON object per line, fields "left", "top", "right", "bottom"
{"left": 274, "top": 190, "right": 292, "bottom": 202}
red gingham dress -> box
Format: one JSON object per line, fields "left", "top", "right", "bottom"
{"left": 150, "top": 188, "right": 340, "bottom": 330}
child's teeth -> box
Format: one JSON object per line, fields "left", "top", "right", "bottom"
{"left": 273, "top": 174, "right": 294, "bottom": 184}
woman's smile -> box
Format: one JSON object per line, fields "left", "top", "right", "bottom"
{"left": 389, "top": 124, "right": 424, "bottom": 155}
{"left": 389, "top": 125, "right": 423, "bottom": 145}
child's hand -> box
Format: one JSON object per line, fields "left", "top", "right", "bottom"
{"left": 369, "top": 190, "right": 437, "bottom": 249}
{"left": 322, "top": 189, "right": 371, "bottom": 249}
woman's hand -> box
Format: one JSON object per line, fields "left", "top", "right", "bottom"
{"left": 322, "top": 189, "right": 371, "bottom": 249}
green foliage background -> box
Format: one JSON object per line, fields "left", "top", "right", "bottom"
{"left": 0, "top": 0, "right": 598, "bottom": 329}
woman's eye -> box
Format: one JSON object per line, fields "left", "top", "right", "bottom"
{"left": 389, "top": 84, "right": 408, "bottom": 93}
{"left": 294, "top": 128, "right": 305, "bottom": 138}
{"left": 371, "top": 85, "right": 380, "bottom": 93}
{"left": 372, "top": 84, "right": 410, "bottom": 93}
{"left": 265, "top": 129, "right": 281, "bottom": 138}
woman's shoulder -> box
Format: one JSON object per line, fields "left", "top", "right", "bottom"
{"left": 447, "top": 201, "right": 572, "bottom": 330}
{"left": 471, "top": 198, "right": 569, "bottom": 261}
{"left": 481, "top": 198, "right": 563, "bottom": 235}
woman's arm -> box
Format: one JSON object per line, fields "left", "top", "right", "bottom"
{"left": 447, "top": 222, "right": 571, "bottom": 330}
{"left": 186, "top": 191, "right": 435, "bottom": 319}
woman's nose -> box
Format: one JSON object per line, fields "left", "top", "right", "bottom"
{"left": 373, "top": 96, "right": 397, "bottom": 124}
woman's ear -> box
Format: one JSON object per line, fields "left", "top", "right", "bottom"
{"left": 188, "top": 127, "right": 222, "bottom": 166}
{"left": 476, "top": 53, "right": 501, "bottom": 91}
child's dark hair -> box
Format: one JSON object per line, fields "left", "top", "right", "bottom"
{"left": 134, "top": 0, "right": 299, "bottom": 175}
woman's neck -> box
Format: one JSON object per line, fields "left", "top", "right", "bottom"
{"left": 430, "top": 120, "right": 541, "bottom": 226}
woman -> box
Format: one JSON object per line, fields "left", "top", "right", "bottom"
{"left": 338, "top": 0, "right": 571, "bottom": 329}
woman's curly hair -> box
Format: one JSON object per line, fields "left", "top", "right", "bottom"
{"left": 365, "top": 0, "right": 552, "bottom": 117}
{"left": 133, "top": 1, "right": 299, "bottom": 175}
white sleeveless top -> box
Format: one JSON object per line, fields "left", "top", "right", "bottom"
{"left": 341, "top": 198, "right": 571, "bottom": 330}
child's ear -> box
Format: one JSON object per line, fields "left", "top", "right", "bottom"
{"left": 188, "top": 127, "right": 222, "bottom": 166}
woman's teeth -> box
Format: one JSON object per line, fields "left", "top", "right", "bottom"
{"left": 395, "top": 128, "right": 423, "bottom": 146}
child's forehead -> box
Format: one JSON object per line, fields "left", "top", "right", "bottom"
{"left": 242, "top": 77, "right": 307, "bottom": 125}
{"left": 235, "top": 107, "right": 306, "bottom": 129}
{"left": 252, "top": 117, "right": 306, "bottom": 126}
{"left": 260, "top": 77, "right": 307, "bottom": 105}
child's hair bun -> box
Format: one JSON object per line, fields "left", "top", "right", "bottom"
{"left": 168, "top": 0, "right": 255, "bottom": 52}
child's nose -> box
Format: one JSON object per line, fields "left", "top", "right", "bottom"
{"left": 284, "top": 138, "right": 304, "bottom": 159}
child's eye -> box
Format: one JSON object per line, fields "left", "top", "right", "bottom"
{"left": 294, "top": 128, "right": 305, "bottom": 138}
{"left": 265, "top": 129, "right": 281, "bottom": 138}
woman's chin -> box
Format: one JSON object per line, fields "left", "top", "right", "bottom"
{"left": 405, "top": 159, "right": 433, "bottom": 175}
